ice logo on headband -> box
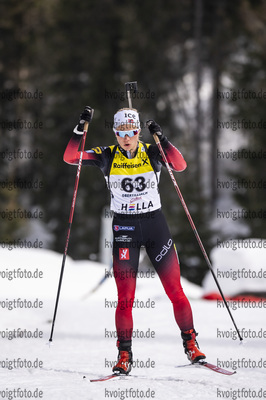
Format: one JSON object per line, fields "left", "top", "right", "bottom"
{"left": 113, "top": 109, "right": 140, "bottom": 129}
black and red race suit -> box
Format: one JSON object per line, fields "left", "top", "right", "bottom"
{"left": 64, "top": 132, "right": 194, "bottom": 343}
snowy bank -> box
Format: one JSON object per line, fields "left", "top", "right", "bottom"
{"left": 202, "top": 238, "right": 266, "bottom": 298}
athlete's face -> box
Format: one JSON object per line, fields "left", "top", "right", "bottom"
{"left": 115, "top": 124, "right": 140, "bottom": 154}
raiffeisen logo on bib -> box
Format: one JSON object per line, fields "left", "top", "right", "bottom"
{"left": 113, "top": 162, "right": 142, "bottom": 169}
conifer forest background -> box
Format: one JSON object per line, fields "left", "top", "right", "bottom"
{"left": 1, "top": 0, "right": 265, "bottom": 285}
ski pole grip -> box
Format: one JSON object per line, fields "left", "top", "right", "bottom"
{"left": 153, "top": 133, "right": 160, "bottom": 144}
{"left": 83, "top": 108, "right": 94, "bottom": 133}
{"left": 84, "top": 121, "right": 89, "bottom": 132}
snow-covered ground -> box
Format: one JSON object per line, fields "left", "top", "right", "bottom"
{"left": 1, "top": 248, "right": 265, "bottom": 400}
{"left": 203, "top": 239, "right": 266, "bottom": 297}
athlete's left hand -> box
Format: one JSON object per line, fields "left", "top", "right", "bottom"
{"left": 146, "top": 120, "right": 164, "bottom": 140}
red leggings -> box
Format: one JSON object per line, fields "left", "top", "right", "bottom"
{"left": 112, "top": 209, "right": 194, "bottom": 343}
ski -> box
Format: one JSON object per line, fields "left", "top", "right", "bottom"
{"left": 88, "top": 373, "right": 128, "bottom": 382}
{"left": 176, "top": 361, "right": 236, "bottom": 375}
{"left": 89, "top": 360, "right": 235, "bottom": 382}
{"left": 201, "top": 361, "right": 236, "bottom": 375}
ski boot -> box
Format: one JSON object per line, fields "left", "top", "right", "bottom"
{"left": 181, "top": 328, "right": 206, "bottom": 363}
{"left": 112, "top": 340, "right": 133, "bottom": 375}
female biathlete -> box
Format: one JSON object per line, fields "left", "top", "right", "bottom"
{"left": 63, "top": 106, "right": 206, "bottom": 375}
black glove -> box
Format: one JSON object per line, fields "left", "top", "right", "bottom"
{"left": 146, "top": 120, "right": 164, "bottom": 140}
{"left": 77, "top": 106, "right": 94, "bottom": 132}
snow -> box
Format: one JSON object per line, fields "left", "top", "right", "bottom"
{"left": 1, "top": 247, "right": 265, "bottom": 400}
{"left": 202, "top": 239, "right": 266, "bottom": 297}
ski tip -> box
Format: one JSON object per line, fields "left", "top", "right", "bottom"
{"left": 175, "top": 361, "right": 236, "bottom": 375}
{"left": 201, "top": 361, "right": 236, "bottom": 375}
{"left": 90, "top": 373, "right": 126, "bottom": 382}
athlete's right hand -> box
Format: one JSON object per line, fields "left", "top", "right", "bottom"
{"left": 74, "top": 106, "right": 94, "bottom": 134}
{"left": 80, "top": 106, "right": 93, "bottom": 124}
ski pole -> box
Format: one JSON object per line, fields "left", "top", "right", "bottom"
{"left": 49, "top": 114, "right": 93, "bottom": 343}
{"left": 151, "top": 131, "right": 243, "bottom": 342}
{"left": 81, "top": 262, "right": 113, "bottom": 300}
